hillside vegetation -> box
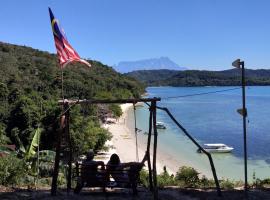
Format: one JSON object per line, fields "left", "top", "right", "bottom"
{"left": 126, "top": 69, "right": 270, "bottom": 86}
{"left": 0, "top": 42, "right": 144, "bottom": 156}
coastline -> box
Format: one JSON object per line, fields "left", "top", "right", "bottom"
{"left": 104, "top": 103, "right": 189, "bottom": 175}
{"left": 135, "top": 86, "right": 270, "bottom": 181}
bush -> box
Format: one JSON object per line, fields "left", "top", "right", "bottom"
{"left": 175, "top": 166, "right": 200, "bottom": 187}
{"left": 39, "top": 161, "right": 54, "bottom": 177}
{"left": 220, "top": 179, "right": 235, "bottom": 189}
{"left": 0, "top": 155, "right": 27, "bottom": 186}
{"left": 140, "top": 165, "right": 244, "bottom": 190}
{"left": 253, "top": 178, "right": 270, "bottom": 188}
{"left": 157, "top": 166, "right": 176, "bottom": 188}
{"left": 109, "top": 104, "right": 123, "bottom": 118}
{"left": 139, "top": 169, "right": 150, "bottom": 188}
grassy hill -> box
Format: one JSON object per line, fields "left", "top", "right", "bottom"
{"left": 0, "top": 42, "right": 145, "bottom": 155}
{"left": 126, "top": 69, "right": 270, "bottom": 86}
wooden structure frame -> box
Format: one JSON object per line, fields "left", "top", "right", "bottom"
{"left": 51, "top": 97, "right": 161, "bottom": 199}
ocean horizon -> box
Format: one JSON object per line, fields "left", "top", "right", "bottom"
{"left": 134, "top": 86, "right": 270, "bottom": 181}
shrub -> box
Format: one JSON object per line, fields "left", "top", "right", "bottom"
{"left": 0, "top": 155, "right": 27, "bottom": 186}
{"left": 220, "top": 179, "right": 235, "bottom": 189}
{"left": 139, "top": 169, "right": 150, "bottom": 188}
{"left": 175, "top": 166, "right": 200, "bottom": 187}
{"left": 39, "top": 161, "right": 55, "bottom": 177}
{"left": 157, "top": 166, "right": 176, "bottom": 188}
{"left": 39, "top": 177, "right": 52, "bottom": 186}
{"left": 198, "top": 175, "right": 217, "bottom": 189}
{"left": 109, "top": 104, "right": 123, "bottom": 117}
{"left": 254, "top": 178, "right": 270, "bottom": 188}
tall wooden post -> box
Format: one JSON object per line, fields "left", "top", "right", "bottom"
{"left": 51, "top": 130, "right": 61, "bottom": 195}
{"left": 66, "top": 103, "right": 72, "bottom": 193}
{"left": 152, "top": 100, "right": 158, "bottom": 199}
{"left": 51, "top": 102, "right": 72, "bottom": 195}
{"left": 146, "top": 105, "right": 153, "bottom": 191}
{"left": 51, "top": 104, "right": 67, "bottom": 195}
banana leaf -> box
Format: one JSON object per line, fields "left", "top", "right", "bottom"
{"left": 26, "top": 128, "right": 41, "bottom": 159}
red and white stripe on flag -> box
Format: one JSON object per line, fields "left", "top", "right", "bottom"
{"left": 49, "top": 8, "right": 91, "bottom": 68}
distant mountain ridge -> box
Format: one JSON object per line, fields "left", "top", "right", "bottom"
{"left": 126, "top": 69, "right": 270, "bottom": 86}
{"left": 114, "top": 57, "right": 186, "bottom": 73}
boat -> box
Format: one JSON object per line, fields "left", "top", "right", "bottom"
{"left": 156, "top": 122, "right": 166, "bottom": 129}
{"left": 197, "top": 143, "right": 234, "bottom": 153}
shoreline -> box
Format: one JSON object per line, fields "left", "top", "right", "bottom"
{"left": 105, "top": 103, "right": 199, "bottom": 175}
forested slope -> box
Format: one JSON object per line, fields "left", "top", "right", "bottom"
{"left": 126, "top": 69, "right": 270, "bottom": 86}
{"left": 0, "top": 42, "right": 144, "bottom": 155}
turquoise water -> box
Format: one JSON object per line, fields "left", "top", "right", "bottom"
{"left": 135, "top": 86, "right": 270, "bottom": 181}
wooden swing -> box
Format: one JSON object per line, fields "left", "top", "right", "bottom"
{"left": 51, "top": 98, "right": 160, "bottom": 199}
{"left": 51, "top": 98, "right": 222, "bottom": 199}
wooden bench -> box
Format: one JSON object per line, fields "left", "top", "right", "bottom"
{"left": 74, "top": 162, "right": 141, "bottom": 194}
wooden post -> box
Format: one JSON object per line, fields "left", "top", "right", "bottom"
{"left": 152, "top": 100, "right": 158, "bottom": 199}
{"left": 66, "top": 103, "right": 72, "bottom": 193}
{"left": 51, "top": 113, "right": 65, "bottom": 195}
{"left": 146, "top": 105, "right": 153, "bottom": 191}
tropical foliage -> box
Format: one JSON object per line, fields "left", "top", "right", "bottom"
{"left": 140, "top": 166, "right": 246, "bottom": 190}
{"left": 0, "top": 154, "right": 27, "bottom": 186}
{"left": 0, "top": 42, "right": 144, "bottom": 157}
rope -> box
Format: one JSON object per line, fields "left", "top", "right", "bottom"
{"left": 60, "top": 99, "right": 80, "bottom": 117}
{"left": 133, "top": 103, "right": 139, "bottom": 162}
{"left": 162, "top": 87, "right": 241, "bottom": 100}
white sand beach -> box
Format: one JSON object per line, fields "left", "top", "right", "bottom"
{"left": 102, "top": 103, "right": 183, "bottom": 175}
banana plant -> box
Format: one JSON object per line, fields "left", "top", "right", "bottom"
{"left": 26, "top": 127, "right": 41, "bottom": 160}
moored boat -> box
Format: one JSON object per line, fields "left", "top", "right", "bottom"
{"left": 197, "top": 143, "right": 234, "bottom": 153}
{"left": 156, "top": 122, "right": 166, "bottom": 129}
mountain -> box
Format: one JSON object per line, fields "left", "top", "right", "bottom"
{"left": 114, "top": 57, "right": 186, "bottom": 73}
{"left": 126, "top": 69, "right": 270, "bottom": 86}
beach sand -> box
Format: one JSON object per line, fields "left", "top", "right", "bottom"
{"left": 103, "top": 103, "right": 182, "bottom": 175}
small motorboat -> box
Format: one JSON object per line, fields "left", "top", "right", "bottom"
{"left": 197, "top": 143, "right": 234, "bottom": 153}
{"left": 156, "top": 122, "right": 166, "bottom": 129}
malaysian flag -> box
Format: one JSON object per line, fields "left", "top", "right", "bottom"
{"left": 49, "top": 8, "right": 91, "bottom": 68}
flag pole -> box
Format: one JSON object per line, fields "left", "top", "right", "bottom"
{"left": 61, "top": 69, "right": 64, "bottom": 101}
{"left": 49, "top": 7, "right": 91, "bottom": 195}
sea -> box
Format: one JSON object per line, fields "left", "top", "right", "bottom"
{"left": 135, "top": 86, "right": 270, "bottom": 181}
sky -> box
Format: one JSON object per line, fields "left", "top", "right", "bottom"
{"left": 1, "top": 0, "right": 270, "bottom": 70}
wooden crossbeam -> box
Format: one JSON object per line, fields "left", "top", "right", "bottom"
{"left": 58, "top": 97, "right": 161, "bottom": 105}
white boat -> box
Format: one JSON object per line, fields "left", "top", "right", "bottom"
{"left": 197, "top": 143, "right": 234, "bottom": 153}
{"left": 156, "top": 122, "right": 166, "bottom": 129}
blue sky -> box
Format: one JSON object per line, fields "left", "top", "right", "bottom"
{"left": 1, "top": 0, "right": 270, "bottom": 70}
